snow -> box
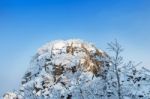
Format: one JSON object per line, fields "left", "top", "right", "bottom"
{"left": 2, "top": 39, "right": 109, "bottom": 99}
{"left": 3, "top": 39, "right": 150, "bottom": 99}
{"left": 53, "top": 41, "right": 66, "bottom": 49}
{"left": 3, "top": 92, "right": 17, "bottom": 99}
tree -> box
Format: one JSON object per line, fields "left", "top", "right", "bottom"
{"left": 107, "top": 40, "right": 123, "bottom": 99}
{"left": 121, "top": 61, "right": 150, "bottom": 99}
{"left": 107, "top": 40, "right": 150, "bottom": 99}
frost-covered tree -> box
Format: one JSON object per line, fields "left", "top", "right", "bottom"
{"left": 107, "top": 40, "right": 123, "bottom": 99}
{"left": 121, "top": 61, "right": 150, "bottom": 99}
{"left": 107, "top": 40, "right": 150, "bottom": 99}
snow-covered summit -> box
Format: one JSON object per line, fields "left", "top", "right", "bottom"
{"left": 3, "top": 39, "right": 110, "bottom": 99}
{"left": 3, "top": 39, "right": 150, "bottom": 99}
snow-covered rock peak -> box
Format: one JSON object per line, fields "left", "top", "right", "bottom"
{"left": 3, "top": 39, "right": 110, "bottom": 99}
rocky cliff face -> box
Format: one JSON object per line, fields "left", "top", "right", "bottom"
{"left": 3, "top": 39, "right": 111, "bottom": 99}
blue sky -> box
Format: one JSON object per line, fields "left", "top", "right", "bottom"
{"left": 0, "top": 0, "right": 150, "bottom": 96}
